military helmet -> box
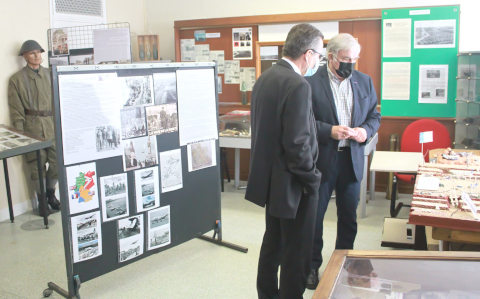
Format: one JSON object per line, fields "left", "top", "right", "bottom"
{"left": 18, "top": 40, "right": 45, "bottom": 56}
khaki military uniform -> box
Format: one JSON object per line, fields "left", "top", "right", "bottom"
{"left": 8, "top": 65, "right": 57, "bottom": 180}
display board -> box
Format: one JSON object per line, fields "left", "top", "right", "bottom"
{"left": 380, "top": 6, "right": 459, "bottom": 117}
{"left": 51, "top": 62, "right": 221, "bottom": 297}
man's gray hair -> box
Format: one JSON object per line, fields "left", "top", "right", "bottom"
{"left": 282, "top": 24, "right": 324, "bottom": 60}
{"left": 326, "top": 33, "right": 361, "bottom": 57}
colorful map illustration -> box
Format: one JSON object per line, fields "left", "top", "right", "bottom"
{"left": 70, "top": 171, "right": 96, "bottom": 203}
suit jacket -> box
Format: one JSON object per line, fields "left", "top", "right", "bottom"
{"left": 245, "top": 59, "right": 322, "bottom": 219}
{"left": 305, "top": 64, "right": 381, "bottom": 183}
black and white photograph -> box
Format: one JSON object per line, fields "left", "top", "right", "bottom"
{"left": 187, "top": 139, "right": 216, "bottom": 172}
{"left": 9, "top": 135, "right": 20, "bottom": 139}
{"left": 421, "top": 92, "right": 431, "bottom": 98}
{"left": 96, "top": 126, "right": 121, "bottom": 152}
{"left": 100, "top": 173, "right": 129, "bottom": 222}
{"left": 145, "top": 104, "right": 178, "bottom": 136}
{"left": 120, "top": 107, "right": 147, "bottom": 139}
{"left": 71, "top": 211, "right": 102, "bottom": 263}
{"left": 436, "top": 89, "right": 445, "bottom": 97}
{"left": 0, "top": 138, "right": 7, "bottom": 142}
{"left": 426, "top": 70, "right": 441, "bottom": 78}
{"left": 119, "top": 236, "right": 143, "bottom": 263}
{"left": 122, "top": 136, "right": 158, "bottom": 172}
{"left": 153, "top": 72, "right": 177, "bottom": 105}
{"left": 118, "top": 215, "right": 143, "bottom": 240}
{"left": 0, "top": 131, "right": 14, "bottom": 137}
{"left": 2, "top": 141, "right": 20, "bottom": 149}
{"left": 70, "top": 54, "right": 94, "bottom": 65}
{"left": 15, "top": 138, "right": 39, "bottom": 145}
{"left": 49, "top": 56, "right": 69, "bottom": 66}
{"left": 134, "top": 166, "right": 160, "bottom": 212}
{"left": 217, "top": 76, "right": 222, "bottom": 94}
{"left": 120, "top": 75, "right": 154, "bottom": 107}
{"left": 149, "top": 207, "right": 170, "bottom": 229}
{"left": 159, "top": 149, "right": 183, "bottom": 193}
{"left": 51, "top": 28, "right": 69, "bottom": 55}
{"left": 414, "top": 19, "right": 456, "bottom": 48}
{"left": 233, "top": 50, "right": 253, "bottom": 59}
{"left": 0, "top": 145, "right": 9, "bottom": 151}
{"left": 147, "top": 206, "right": 171, "bottom": 250}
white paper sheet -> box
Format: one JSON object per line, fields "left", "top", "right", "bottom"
{"left": 159, "top": 149, "right": 183, "bottom": 193}
{"left": 416, "top": 176, "right": 439, "bottom": 190}
{"left": 66, "top": 162, "right": 99, "bottom": 215}
{"left": 187, "top": 140, "right": 217, "bottom": 172}
{"left": 217, "top": 76, "right": 222, "bottom": 94}
{"left": 58, "top": 73, "right": 123, "bottom": 165}
{"left": 224, "top": 60, "right": 240, "bottom": 84}
{"left": 418, "top": 65, "right": 448, "bottom": 104}
{"left": 414, "top": 19, "right": 456, "bottom": 49}
{"left": 194, "top": 44, "right": 210, "bottom": 62}
{"left": 93, "top": 28, "right": 131, "bottom": 64}
{"left": 209, "top": 51, "right": 225, "bottom": 73}
{"left": 180, "top": 39, "right": 195, "bottom": 62}
{"left": 148, "top": 206, "right": 171, "bottom": 250}
{"left": 71, "top": 211, "right": 102, "bottom": 263}
{"left": 134, "top": 166, "right": 160, "bottom": 212}
{"left": 176, "top": 69, "right": 218, "bottom": 146}
{"left": 117, "top": 214, "right": 144, "bottom": 262}
{"left": 260, "top": 46, "right": 279, "bottom": 60}
{"left": 99, "top": 173, "right": 129, "bottom": 222}
{"left": 232, "top": 28, "right": 253, "bottom": 60}
{"left": 382, "top": 62, "right": 411, "bottom": 100}
{"left": 240, "top": 67, "right": 256, "bottom": 91}
{"left": 383, "top": 19, "right": 411, "bottom": 57}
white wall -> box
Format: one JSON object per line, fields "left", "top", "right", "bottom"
{"left": 259, "top": 22, "right": 339, "bottom": 42}
{"left": 0, "top": 0, "right": 146, "bottom": 219}
{"left": 145, "top": 0, "right": 480, "bottom": 60}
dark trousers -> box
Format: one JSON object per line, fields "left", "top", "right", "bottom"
{"left": 310, "top": 148, "right": 360, "bottom": 270}
{"left": 257, "top": 194, "right": 318, "bottom": 299}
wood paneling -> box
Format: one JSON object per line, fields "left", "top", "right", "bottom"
{"left": 177, "top": 26, "right": 258, "bottom": 104}
{"left": 340, "top": 20, "right": 382, "bottom": 102}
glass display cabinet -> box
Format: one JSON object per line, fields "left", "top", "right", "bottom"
{"left": 218, "top": 112, "right": 251, "bottom": 138}
{"left": 455, "top": 52, "right": 480, "bottom": 149}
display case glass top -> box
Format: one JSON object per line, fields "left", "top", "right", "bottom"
{"left": 219, "top": 111, "right": 251, "bottom": 138}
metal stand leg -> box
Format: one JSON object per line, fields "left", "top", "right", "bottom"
{"left": 358, "top": 157, "right": 368, "bottom": 219}
{"left": 234, "top": 148, "right": 240, "bottom": 189}
{"left": 3, "top": 159, "right": 14, "bottom": 223}
{"left": 36, "top": 150, "right": 49, "bottom": 229}
{"left": 438, "top": 240, "right": 443, "bottom": 252}
{"left": 198, "top": 220, "right": 248, "bottom": 253}
{"left": 44, "top": 275, "right": 81, "bottom": 299}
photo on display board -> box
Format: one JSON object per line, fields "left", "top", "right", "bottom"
{"left": 120, "top": 75, "right": 154, "bottom": 107}
{"left": 147, "top": 206, "right": 171, "bottom": 250}
{"left": 51, "top": 28, "right": 69, "bottom": 56}
{"left": 134, "top": 166, "right": 160, "bottom": 212}
{"left": 66, "top": 162, "right": 99, "bottom": 215}
{"left": 71, "top": 211, "right": 102, "bottom": 263}
{"left": 414, "top": 19, "right": 456, "bottom": 49}
{"left": 122, "top": 136, "right": 158, "bottom": 172}
{"left": 145, "top": 104, "right": 178, "bottom": 136}
{"left": 153, "top": 73, "right": 177, "bottom": 105}
{"left": 95, "top": 125, "right": 121, "bottom": 152}
{"left": 187, "top": 140, "right": 217, "bottom": 172}
{"left": 100, "top": 173, "right": 129, "bottom": 222}
{"left": 159, "top": 149, "right": 183, "bottom": 193}
{"left": 120, "top": 107, "right": 147, "bottom": 140}
{"left": 117, "top": 214, "right": 144, "bottom": 263}
{"left": 69, "top": 54, "right": 94, "bottom": 65}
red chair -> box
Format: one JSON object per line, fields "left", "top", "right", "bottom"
{"left": 390, "top": 119, "right": 452, "bottom": 217}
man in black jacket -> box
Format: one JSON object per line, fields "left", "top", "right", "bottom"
{"left": 305, "top": 33, "right": 381, "bottom": 289}
{"left": 245, "top": 24, "right": 323, "bottom": 299}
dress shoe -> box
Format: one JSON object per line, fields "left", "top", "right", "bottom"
{"left": 47, "top": 188, "right": 61, "bottom": 210}
{"left": 38, "top": 198, "right": 51, "bottom": 217}
{"left": 306, "top": 268, "right": 319, "bottom": 290}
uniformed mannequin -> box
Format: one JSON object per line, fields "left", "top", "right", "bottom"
{"left": 8, "top": 40, "right": 60, "bottom": 217}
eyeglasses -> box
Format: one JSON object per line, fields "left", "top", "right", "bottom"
{"left": 334, "top": 55, "right": 360, "bottom": 63}
{"left": 306, "top": 49, "right": 324, "bottom": 61}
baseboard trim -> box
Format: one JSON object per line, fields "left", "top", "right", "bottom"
{"left": 0, "top": 199, "right": 33, "bottom": 222}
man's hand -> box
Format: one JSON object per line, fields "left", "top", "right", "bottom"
{"left": 350, "top": 127, "right": 367, "bottom": 143}
{"left": 330, "top": 125, "right": 356, "bottom": 140}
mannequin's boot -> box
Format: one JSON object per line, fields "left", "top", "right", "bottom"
{"left": 47, "top": 189, "right": 61, "bottom": 210}
{"left": 38, "top": 197, "right": 51, "bottom": 217}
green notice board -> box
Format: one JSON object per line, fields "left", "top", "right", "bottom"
{"left": 381, "top": 6, "right": 459, "bottom": 117}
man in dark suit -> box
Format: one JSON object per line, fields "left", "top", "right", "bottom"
{"left": 245, "top": 24, "right": 324, "bottom": 299}
{"left": 304, "top": 33, "right": 381, "bottom": 289}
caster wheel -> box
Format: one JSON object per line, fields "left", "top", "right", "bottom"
{"left": 43, "top": 288, "right": 53, "bottom": 297}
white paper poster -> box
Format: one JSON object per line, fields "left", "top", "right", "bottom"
{"left": 209, "top": 50, "right": 225, "bottom": 73}
{"left": 118, "top": 214, "right": 144, "bottom": 262}
{"left": 180, "top": 39, "right": 195, "bottom": 62}
{"left": 187, "top": 140, "right": 217, "bottom": 172}
{"left": 99, "top": 173, "right": 129, "bottom": 222}
{"left": 134, "top": 166, "right": 160, "bottom": 212}
{"left": 122, "top": 136, "right": 158, "bottom": 172}
{"left": 59, "top": 73, "right": 123, "bottom": 165}
{"left": 232, "top": 28, "right": 253, "bottom": 60}
{"left": 260, "top": 46, "right": 279, "bottom": 60}
{"left": 414, "top": 19, "right": 456, "bottom": 49}
{"left": 148, "top": 206, "right": 171, "bottom": 250}
{"left": 194, "top": 44, "right": 210, "bottom": 62}
{"left": 224, "top": 60, "right": 240, "bottom": 84}
{"left": 176, "top": 69, "right": 218, "bottom": 145}
{"left": 383, "top": 19, "right": 411, "bottom": 57}
{"left": 418, "top": 65, "right": 448, "bottom": 104}
{"left": 71, "top": 211, "right": 102, "bottom": 263}
{"left": 159, "top": 149, "right": 183, "bottom": 193}
{"left": 382, "top": 62, "right": 411, "bottom": 100}
{"left": 240, "top": 67, "right": 256, "bottom": 91}
{"left": 93, "top": 28, "right": 131, "bottom": 64}
{"left": 66, "top": 162, "right": 99, "bottom": 215}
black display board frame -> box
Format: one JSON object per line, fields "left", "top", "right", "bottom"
{"left": 46, "top": 62, "right": 236, "bottom": 298}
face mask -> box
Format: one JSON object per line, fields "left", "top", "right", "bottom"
{"left": 335, "top": 60, "right": 355, "bottom": 78}
{"left": 304, "top": 52, "right": 320, "bottom": 77}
